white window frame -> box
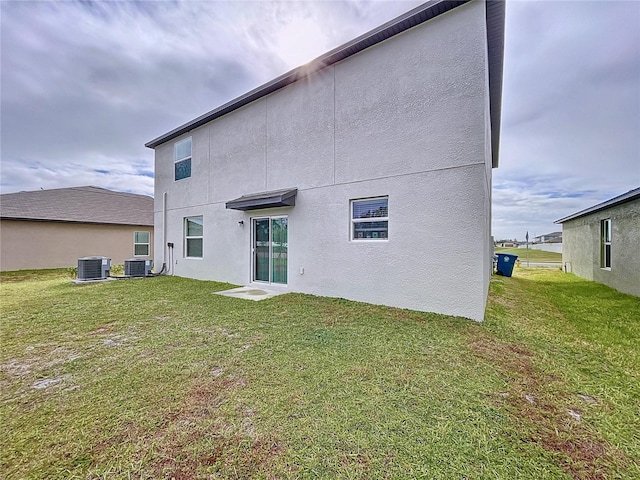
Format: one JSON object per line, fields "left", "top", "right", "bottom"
{"left": 133, "top": 231, "right": 150, "bottom": 257}
{"left": 601, "top": 218, "right": 611, "bottom": 269}
{"left": 184, "top": 216, "right": 203, "bottom": 259}
{"left": 174, "top": 137, "right": 192, "bottom": 181}
{"left": 351, "top": 196, "right": 389, "bottom": 241}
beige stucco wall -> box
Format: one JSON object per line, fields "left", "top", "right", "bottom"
{"left": 0, "top": 220, "right": 153, "bottom": 271}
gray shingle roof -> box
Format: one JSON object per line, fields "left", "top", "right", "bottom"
{"left": 0, "top": 186, "right": 154, "bottom": 226}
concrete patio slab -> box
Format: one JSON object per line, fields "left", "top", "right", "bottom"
{"left": 213, "top": 286, "right": 287, "bottom": 301}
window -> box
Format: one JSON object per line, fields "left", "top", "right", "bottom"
{"left": 134, "top": 231, "right": 150, "bottom": 256}
{"left": 601, "top": 218, "right": 611, "bottom": 269}
{"left": 351, "top": 197, "right": 388, "bottom": 240}
{"left": 185, "top": 216, "right": 203, "bottom": 258}
{"left": 174, "top": 137, "right": 192, "bottom": 181}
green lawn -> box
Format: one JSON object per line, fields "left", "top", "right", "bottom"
{"left": 1, "top": 269, "right": 638, "bottom": 479}
{"left": 495, "top": 246, "right": 562, "bottom": 263}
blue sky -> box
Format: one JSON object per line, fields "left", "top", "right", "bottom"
{"left": 1, "top": 0, "right": 638, "bottom": 241}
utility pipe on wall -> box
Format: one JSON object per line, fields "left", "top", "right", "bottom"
{"left": 161, "top": 192, "right": 167, "bottom": 273}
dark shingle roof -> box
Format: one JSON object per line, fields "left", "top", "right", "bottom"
{"left": 0, "top": 186, "right": 154, "bottom": 226}
{"left": 555, "top": 187, "right": 640, "bottom": 224}
{"left": 145, "top": 0, "right": 505, "bottom": 167}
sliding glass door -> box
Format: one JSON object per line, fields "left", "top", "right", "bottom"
{"left": 252, "top": 216, "right": 287, "bottom": 284}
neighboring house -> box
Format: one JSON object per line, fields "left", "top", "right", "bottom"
{"left": 146, "top": 0, "right": 505, "bottom": 321}
{"left": 531, "top": 231, "right": 563, "bottom": 254}
{"left": 555, "top": 187, "right": 640, "bottom": 297}
{"left": 533, "top": 231, "right": 562, "bottom": 244}
{"left": 0, "top": 186, "right": 154, "bottom": 271}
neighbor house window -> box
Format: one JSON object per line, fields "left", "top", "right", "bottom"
{"left": 351, "top": 197, "right": 388, "bottom": 240}
{"left": 601, "top": 218, "right": 611, "bottom": 269}
{"left": 185, "top": 216, "right": 203, "bottom": 258}
{"left": 134, "top": 231, "right": 150, "bottom": 256}
{"left": 174, "top": 137, "right": 192, "bottom": 181}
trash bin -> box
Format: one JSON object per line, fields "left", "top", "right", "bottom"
{"left": 495, "top": 253, "right": 518, "bottom": 277}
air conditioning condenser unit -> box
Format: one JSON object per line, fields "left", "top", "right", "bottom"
{"left": 77, "top": 257, "right": 111, "bottom": 280}
{"left": 124, "top": 259, "right": 153, "bottom": 277}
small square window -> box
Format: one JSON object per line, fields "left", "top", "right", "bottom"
{"left": 351, "top": 197, "right": 388, "bottom": 241}
{"left": 174, "top": 137, "right": 192, "bottom": 181}
{"left": 175, "top": 158, "right": 191, "bottom": 181}
{"left": 134, "top": 231, "right": 150, "bottom": 256}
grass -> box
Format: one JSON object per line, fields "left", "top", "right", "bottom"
{"left": 1, "top": 269, "right": 638, "bottom": 479}
{"left": 495, "top": 246, "right": 562, "bottom": 263}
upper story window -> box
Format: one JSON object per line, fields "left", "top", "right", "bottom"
{"left": 174, "top": 137, "right": 192, "bottom": 181}
{"left": 601, "top": 218, "right": 611, "bottom": 269}
{"left": 351, "top": 197, "right": 389, "bottom": 241}
{"left": 134, "top": 231, "right": 150, "bottom": 256}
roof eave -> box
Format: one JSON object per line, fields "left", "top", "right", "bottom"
{"left": 145, "top": 0, "right": 505, "bottom": 169}
{"left": 147, "top": 0, "right": 508, "bottom": 149}
{"left": 0, "top": 216, "right": 154, "bottom": 227}
{"left": 555, "top": 188, "right": 640, "bottom": 224}
{"left": 486, "top": 0, "right": 505, "bottom": 168}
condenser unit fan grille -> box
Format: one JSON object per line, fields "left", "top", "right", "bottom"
{"left": 77, "top": 257, "right": 110, "bottom": 280}
{"left": 125, "top": 259, "right": 152, "bottom": 277}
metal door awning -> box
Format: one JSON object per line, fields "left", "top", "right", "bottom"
{"left": 225, "top": 188, "right": 297, "bottom": 211}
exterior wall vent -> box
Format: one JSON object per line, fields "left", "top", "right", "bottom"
{"left": 125, "top": 259, "right": 153, "bottom": 277}
{"left": 77, "top": 256, "right": 111, "bottom": 280}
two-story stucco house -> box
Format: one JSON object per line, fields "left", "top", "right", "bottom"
{"left": 146, "top": 0, "right": 505, "bottom": 321}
